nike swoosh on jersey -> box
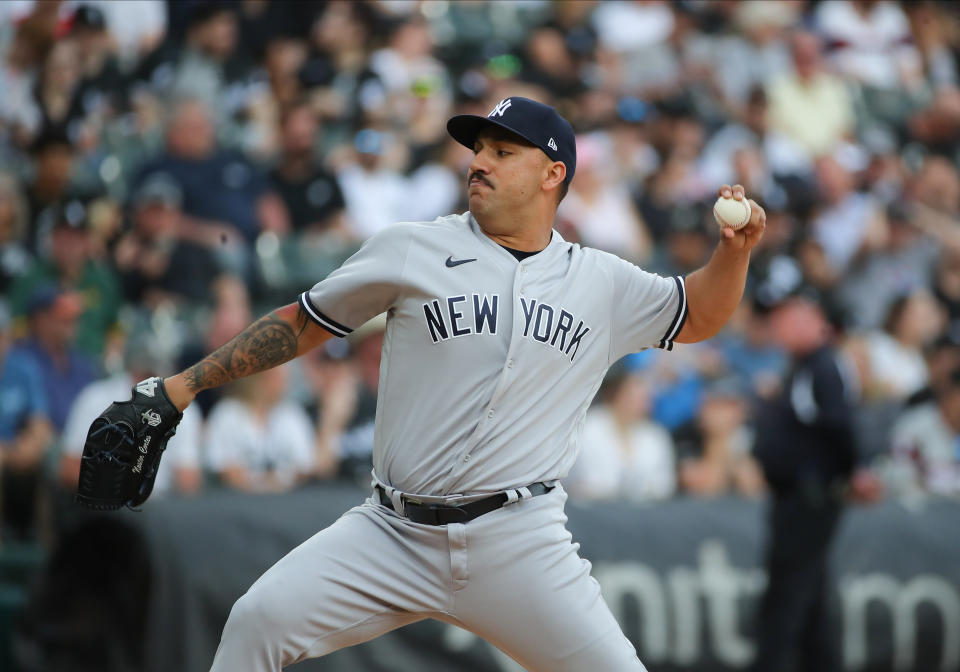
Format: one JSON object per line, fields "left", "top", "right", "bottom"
{"left": 445, "top": 256, "right": 477, "bottom": 267}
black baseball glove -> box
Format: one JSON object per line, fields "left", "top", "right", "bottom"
{"left": 76, "top": 376, "right": 183, "bottom": 510}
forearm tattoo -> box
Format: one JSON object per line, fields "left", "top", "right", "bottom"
{"left": 184, "top": 307, "right": 310, "bottom": 393}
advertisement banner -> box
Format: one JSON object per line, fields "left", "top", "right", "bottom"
{"left": 139, "top": 486, "right": 960, "bottom": 672}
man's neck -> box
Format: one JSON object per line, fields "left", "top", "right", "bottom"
{"left": 474, "top": 212, "right": 553, "bottom": 252}
{"left": 35, "top": 333, "right": 68, "bottom": 364}
{"left": 278, "top": 154, "right": 313, "bottom": 180}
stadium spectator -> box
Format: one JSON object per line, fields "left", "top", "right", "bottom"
{"left": 906, "top": 334, "right": 960, "bottom": 407}
{"left": 7, "top": 286, "right": 98, "bottom": 434}
{"left": 303, "top": 338, "right": 357, "bottom": 483}
{"left": 175, "top": 273, "right": 254, "bottom": 418}
{"left": 304, "top": 315, "right": 385, "bottom": 487}
{"left": 814, "top": 0, "right": 923, "bottom": 94}
{"left": 699, "top": 85, "right": 808, "bottom": 190}
{"left": 114, "top": 172, "right": 221, "bottom": 307}
{"left": 566, "top": 364, "right": 676, "bottom": 502}
{"left": 638, "top": 138, "right": 712, "bottom": 243}
{"left": 649, "top": 204, "right": 712, "bottom": 277}
{"left": 811, "top": 155, "right": 888, "bottom": 276}
{"left": 23, "top": 129, "right": 78, "bottom": 250}
{"left": 299, "top": 2, "right": 384, "bottom": 134}
{"left": 767, "top": 31, "right": 855, "bottom": 159}
{"left": 141, "top": 3, "right": 251, "bottom": 117}
{"left": 369, "top": 15, "right": 451, "bottom": 104}
{"left": 337, "top": 128, "right": 410, "bottom": 239}
{"left": 520, "top": 23, "right": 586, "bottom": 99}
{"left": 837, "top": 202, "right": 940, "bottom": 330}
{"left": 885, "top": 366, "right": 960, "bottom": 498}
{"left": 559, "top": 132, "right": 651, "bottom": 261}
{"left": 859, "top": 289, "right": 944, "bottom": 401}
{"left": 713, "top": 1, "right": 796, "bottom": 109}
{"left": 69, "top": 5, "right": 126, "bottom": 128}
{"left": 82, "top": 0, "right": 166, "bottom": 68}
{"left": 713, "top": 301, "right": 787, "bottom": 400}
{"left": 0, "top": 301, "right": 53, "bottom": 540}
{"left": 405, "top": 136, "right": 465, "bottom": 223}
{"left": 910, "top": 154, "right": 960, "bottom": 216}
{"left": 32, "top": 38, "right": 85, "bottom": 140}
{"left": 133, "top": 97, "right": 285, "bottom": 253}
{"left": 934, "top": 246, "right": 960, "bottom": 335}
{"left": 674, "top": 376, "right": 764, "bottom": 497}
{"left": 9, "top": 204, "right": 121, "bottom": 357}
{"left": 59, "top": 332, "right": 203, "bottom": 498}
{"left": 0, "top": 18, "right": 44, "bottom": 149}
{"left": 906, "top": 1, "right": 960, "bottom": 91}
{"left": 205, "top": 365, "right": 315, "bottom": 494}
{"left": 268, "top": 101, "right": 347, "bottom": 236}
{"left": 262, "top": 34, "right": 310, "bottom": 115}
{"left": 591, "top": 0, "right": 677, "bottom": 97}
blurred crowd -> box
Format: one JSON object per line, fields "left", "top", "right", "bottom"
{"left": 2, "top": 0, "right": 960, "bottom": 542}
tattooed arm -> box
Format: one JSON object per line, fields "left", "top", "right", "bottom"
{"left": 164, "top": 303, "right": 334, "bottom": 411}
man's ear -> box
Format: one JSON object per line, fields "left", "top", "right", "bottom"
{"left": 542, "top": 160, "right": 566, "bottom": 193}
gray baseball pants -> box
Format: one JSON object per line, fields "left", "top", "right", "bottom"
{"left": 208, "top": 485, "right": 646, "bottom": 671}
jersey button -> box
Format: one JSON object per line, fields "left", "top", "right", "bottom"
{"left": 507, "top": 359, "right": 514, "bottom": 368}
{"left": 487, "top": 409, "right": 495, "bottom": 419}
{"left": 521, "top": 266, "right": 527, "bottom": 273}
{"left": 463, "top": 454, "right": 471, "bottom": 462}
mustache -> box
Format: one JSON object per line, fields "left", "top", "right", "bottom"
{"left": 468, "top": 172, "right": 492, "bottom": 189}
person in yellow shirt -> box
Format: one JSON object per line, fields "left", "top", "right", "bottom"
{"left": 767, "top": 31, "right": 855, "bottom": 159}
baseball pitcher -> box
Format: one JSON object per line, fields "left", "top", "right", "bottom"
{"left": 76, "top": 97, "right": 766, "bottom": 670}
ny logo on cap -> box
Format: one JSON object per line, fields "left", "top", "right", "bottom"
{"left": 489, "top": 98, "right": 512, "bottom": 118}
{"left": 547, "top": 137, "right": 558, "bottom": 151}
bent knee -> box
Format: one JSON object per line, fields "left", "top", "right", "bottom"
{"left": 225, "top": 585, "right": 290, "bottom": 637}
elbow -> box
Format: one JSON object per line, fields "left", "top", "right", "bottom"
{"left": 674, "top": 313, "right": 719, "bottom": 344}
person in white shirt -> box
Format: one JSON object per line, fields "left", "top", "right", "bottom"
{"left": 566, "top": 363, "right": 676, "bottom": 502}
{"left": 862, "top": 290, "right": 943, "bottom": 401}
{"left": 60, "top": 337, "right": 202, "bottom": 496}
{"left": 204, "top": 363, "right": 315, "bottom": 493}
{"left": 885, "top": 367, "right": 960, "bottom": 498}
{"left": 558, "top": 133, "right": 651, "bottom": 262}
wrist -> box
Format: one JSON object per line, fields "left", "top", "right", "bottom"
{"left": 716, "top": 237, "right": 752, "bottom": 259}
{"left": 163, "top": 374, "right": 196, "bottom": 412}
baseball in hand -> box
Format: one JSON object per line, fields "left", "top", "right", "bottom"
{"left": 713, "top": 196, "right": 752, "bottom": 231}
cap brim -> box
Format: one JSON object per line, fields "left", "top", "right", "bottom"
{"left": 447, "top": 114, "right": 540, "bottom": 152}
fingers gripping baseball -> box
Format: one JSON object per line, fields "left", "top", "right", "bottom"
{"left": 716, "top": 184, "right": 766, "bottom": 251}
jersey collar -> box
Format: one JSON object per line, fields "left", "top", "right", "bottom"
{"left": 467, "top": 211, "right": 568, "bottom": 266}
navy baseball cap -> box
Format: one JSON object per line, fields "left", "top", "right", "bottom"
{"left": 447, "top": 97, "right": 577, "bottom": 184}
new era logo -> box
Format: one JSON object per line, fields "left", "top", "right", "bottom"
{"left": 489, "top": 98, "right": 512, "bottom": 118}
{"left": 547, "top": 137, "right": 558, "bottom": 151}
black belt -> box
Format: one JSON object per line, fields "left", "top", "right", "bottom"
{"left": 376, "top": 482, "right": 553, "bottom": 526}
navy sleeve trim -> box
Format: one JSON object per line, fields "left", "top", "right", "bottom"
{"left": 298, "top": 292, "right": 353, "bottom": 338}
{"left": 658, "top": 275, "right": 688, "bottom": 351}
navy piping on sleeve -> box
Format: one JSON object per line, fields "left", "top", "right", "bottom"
{"left": 298, "top": 292, "right": 353, "bottom": 338}
{"left": 658, "top": 276, "right": 688, "bottom": 351}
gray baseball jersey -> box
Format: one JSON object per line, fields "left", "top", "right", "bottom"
{"left": 299, "top": 211, "right": 686, "bottom": 496}
{"left": 211, "top": 211, "right": 683, "bottom": 671}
